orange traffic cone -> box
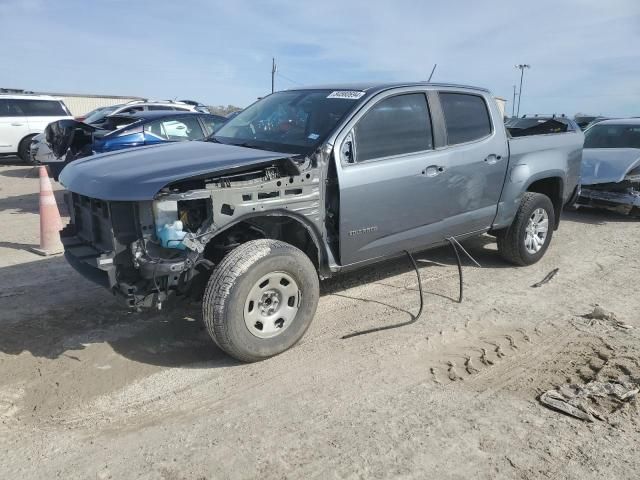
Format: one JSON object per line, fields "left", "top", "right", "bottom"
{"left": 30, "top": 166, "right": 64, "bottom": 256}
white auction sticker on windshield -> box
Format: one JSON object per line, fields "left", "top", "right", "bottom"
{"left": 327, "top": 91, "right": 365, "bottom": 100}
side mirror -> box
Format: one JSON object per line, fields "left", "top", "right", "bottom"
{"left": 341, "top": 132, "right": 355, "bottom": 164}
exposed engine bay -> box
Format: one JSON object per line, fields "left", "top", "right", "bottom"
{"left": 61, "top": 152, "right": 332, "bottom": 309}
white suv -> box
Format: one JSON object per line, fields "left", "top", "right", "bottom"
{"left": 0, "top": 95, "right": 73, "bottom": 161}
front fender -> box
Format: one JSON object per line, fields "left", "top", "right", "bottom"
{"left": 203, "top": 209, "right": 334, "bottom": 276}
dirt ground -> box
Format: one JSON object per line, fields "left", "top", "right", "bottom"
{"left": 0, "top": 158, "right": 638, "bottom": 480}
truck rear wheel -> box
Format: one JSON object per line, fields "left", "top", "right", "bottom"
{"left": 202, "top": 239, "right": 319, "bottom": 362}
{"left": 497, "top": 192, "right": 555, "bottom": 266}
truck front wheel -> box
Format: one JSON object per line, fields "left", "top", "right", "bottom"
{"left": 202, "top": 239, "right": 320, "bottom": 362}
{"left": 497, "top": 192, "right": 555, "bottom": 266}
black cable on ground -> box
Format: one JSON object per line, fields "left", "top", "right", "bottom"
{"left": 341, "top": 250, "right": 424, "bottom": 339}
{"left": 447, "top": 238, "right": 464, "bottom": 303}
{"left": 531, "top": 267, "right": 559, "bottom": 288}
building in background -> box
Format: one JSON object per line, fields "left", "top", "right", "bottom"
{"left": 0, "top": 88, "right": 145, "bottom": 116}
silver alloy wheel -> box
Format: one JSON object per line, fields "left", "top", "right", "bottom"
{"left": 524, "top": 207, "right": 549, "bottom": 254}
{"left": 244, "top": 271, "right": 300, "bottom": 339}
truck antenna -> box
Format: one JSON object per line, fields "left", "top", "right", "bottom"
{"left": 427, "top": 64, "right": 437, "bottom": 82}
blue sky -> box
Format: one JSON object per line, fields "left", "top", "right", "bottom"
{"left": 2, "top": 0, "right": 639, "bottom": 116}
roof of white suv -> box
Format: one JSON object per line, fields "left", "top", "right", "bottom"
{"left": 122, "top": 100, "right": 196, "bottom": 108}
{"left": 0, "top": 94, "right": 65, "bottom": 101}
{"left": 115, "top": 101, "right": 196, "bottom": 111}
{"left": 82, "top": 102, "right": 197, "bottom": 125}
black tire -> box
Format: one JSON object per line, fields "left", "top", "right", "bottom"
{"left": 18, "top": 134, "right": 36, "bottom": 163}
{"left": 497, "top": 192, "right": 555, "bottom": 266}
{"left": 202, "top": 239, "right": 319, "bottom": 362}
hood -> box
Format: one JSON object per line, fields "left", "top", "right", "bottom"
{"left": 45, "top": 119, "right": 98, "bottom": 159}
{"left": 581, "top": 148, "right": 640, "bottom": 185}
{"left": 59, "top": 140, "right": 297, "bottom": 201}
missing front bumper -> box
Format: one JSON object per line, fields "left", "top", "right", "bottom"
{"left": 577, "top": 187, "right": 640, "bottom": 216}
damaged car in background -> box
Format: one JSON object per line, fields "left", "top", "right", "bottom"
{"left": 59, "top": 82, "right": 583, "bottom": 362}
{"left": 576, "top": 118, "right": 640, "bottom": 216}
{"left": 42, "top": 111, "right": 227, "bottom": 179}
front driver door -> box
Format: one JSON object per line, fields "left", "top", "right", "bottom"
{"left": 335, "top": 91, "right": 453, "bottom": 265}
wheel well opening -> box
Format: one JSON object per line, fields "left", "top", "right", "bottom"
{"left": 204, "top": 216, "right": 320, "bottom": 269}
{"left": 527, "top": 177, "right": 563, "bottom": 228}
{"left": 18, "top": 134, "right": 38, "bottom": 156}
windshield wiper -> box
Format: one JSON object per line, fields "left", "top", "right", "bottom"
{"left": 233, "top": 141, "right": 263, "bottom": 150}
{"left": 206, "top": 135, "right": 224, "bottom": 144}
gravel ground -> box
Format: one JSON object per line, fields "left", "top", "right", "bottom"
{"left": 0, "top": 159, "right": 638, "bottom": 479}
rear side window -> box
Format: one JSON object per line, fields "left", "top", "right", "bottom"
{"left": 439, "top": 93, "right": 492, "bottom": 145}
{"left": 355, "top": 93, "right": 433, "bottom": 162}
{"left": 14, "top": 99, "right": 67, "bottom": 117}
{"left": 148, "top": 105, "right": 175, "bottom": 111}
{"left": 0, "top": 99, "right": 24, "bottom": 116}
{"left": 120, "top": 106, "right": 145, "bottom": 114}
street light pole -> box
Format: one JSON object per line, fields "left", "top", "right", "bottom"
{"left": 515, "top": 64, "right": 530, "bottom": 117}
{"left": 512, "top": 85, "right": 517, "bottom": 117}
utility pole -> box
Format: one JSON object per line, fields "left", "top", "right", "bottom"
{"left": 271, "top": 57, "right": 277, "bottom": 94}
{"left": 515, "top": 64, "right": 530, "bottom": 117}
{"left": 512, "top": 85, "right": 517, "bottom": 117}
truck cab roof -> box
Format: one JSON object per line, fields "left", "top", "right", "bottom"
{"left": 288, "top": 82, "right": 491, "bottom": 96}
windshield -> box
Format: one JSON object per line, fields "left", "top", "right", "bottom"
{"left": 584, "top": 124, "right": 640, "bottom": 149}
{"left": 212, "top": 90, "right": 362, "bottom": 154}
{"left": 84, "top": 105, "right": 121, "bottom": 125}
{"left": 506, "top": 117, "right": 571, "bottom": 129}
{"left": 575, "top": 116, "right": 596, "bottom": 125}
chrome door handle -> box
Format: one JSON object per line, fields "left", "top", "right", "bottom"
{"left": 423, "top": 165, "right": 446, "bottom": 177}
{"left": 484, "top": 154, "right": 501, "bottom": 165}
{"left": 11, "top": 123, "right": 24, "bottom": 126}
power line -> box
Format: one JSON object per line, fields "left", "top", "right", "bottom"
{"left": 276, "top": 72, "right": 303, "bottom": 86}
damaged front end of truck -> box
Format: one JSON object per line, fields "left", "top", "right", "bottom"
{"left": 59, "top": 141, "right": 328, "bottom": 309}
{"left": 576, "top": 148, "right": 640, "bottom": 216}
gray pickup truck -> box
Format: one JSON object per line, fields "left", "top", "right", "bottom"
{"left": 59, "top": 82, "right": 583, "bottom": 361}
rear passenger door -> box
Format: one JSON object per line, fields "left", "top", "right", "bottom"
{"left": 435, "top": 91, "right": 508, "bottom": 234}
{"left": 0, "top": 99, "right": 28, "bottom": 154}
{"left": 335, "top": 91, "right": 454, "bottom": 265}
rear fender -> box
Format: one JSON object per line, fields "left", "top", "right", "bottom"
{"left": 493, "top": 168, "right": 566, "bottom": 230}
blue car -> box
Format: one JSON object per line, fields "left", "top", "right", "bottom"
{"left": 45, "top": 111, "right": 227, "bottom": 179}
{"left": 92, "top": 111, "right": 227, "bottom": 153}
